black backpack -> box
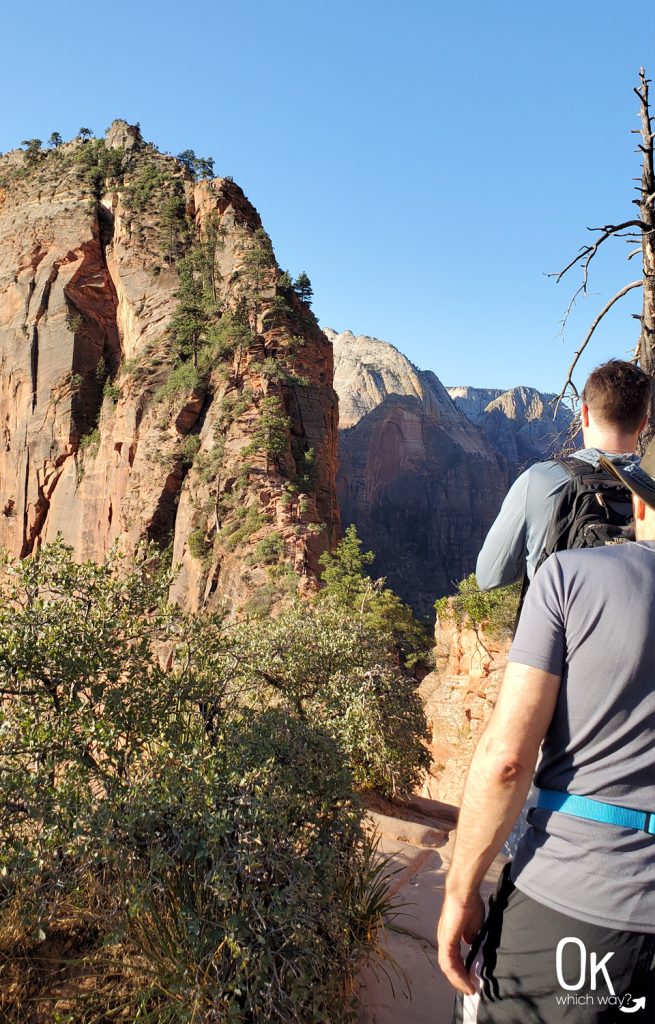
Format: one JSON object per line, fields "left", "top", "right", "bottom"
{"left": 535, "top": 456, "right": 635, "bottom": 571}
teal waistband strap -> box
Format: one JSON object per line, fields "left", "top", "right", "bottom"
{"left": 537, "top": 789, "right": 655, "bottom": 835}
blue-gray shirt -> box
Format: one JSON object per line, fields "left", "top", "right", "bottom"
{"left": 509, "top": 544, "right": 655, "bottom": 932}
{"left": 476, "top": 449, "right": 638, "bottom": 590}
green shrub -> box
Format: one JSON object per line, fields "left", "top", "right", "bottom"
{"left": 295, "top": 446, "right": 317, "bottom": 493}
{"left": 187, "top": 527, "right": 210, "bottom": 559}
{"left": 123, "top": 159, "right": 173, "bottom": 211}
{"left": 196, "top": 438, "right": 225, "bottom": 482}
{"left": 243, "top": 395, "right": 290, "bottom": 463}
{"left": 109, "top": 712, "right": 381, "bottom": 1024}
{"left": 216, "top": 386, "right": 253, "bottom": 428}
{"left": 233, "top": 602, "right": 430, "bottom": 796}
{"left": 180, "top": 434, "right": 201, "bottom": 467}
{"left": 79, "top": 426, "right": 100, "bottom": 452}
{"left": 220, "top": 506, "right": 265, "bottom": 550}
{"left": 208, "top": 307, "right": 254, "bottom": 358}
{"left": 434, "top": 573, "right": 521, "bottom": 640}
{"left": 0, "top": 544, "right": 391, "bottom": 1022}
{"left": 253, "top": 532, "right": 284, "bottom": 564}
{"left": 154, "top": 361, "right": 206, "bottom": 402}
{"left": 102, "top": 376, "right": 121, "bottom": 404}
{"left": 71, "top": 138, "right": 125, "bottom": 197}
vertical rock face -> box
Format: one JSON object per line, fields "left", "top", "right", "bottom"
{"left": 447, "top": 385, "right": 577, "bottom": 472}
{"left": 418, "top": 618, "right": 511, "bottom": 805}
{"left": 0, "top": 126, "right": 339, "bottom": 613}
{"left": 329, "top": 330, "right": 508, "bottom": 616}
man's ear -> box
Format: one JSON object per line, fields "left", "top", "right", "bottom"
{"left": 581, "top": 403, "right": 590, "bottom": 429}
{"left": 633, "top": 496, "right": 647, "bottom": 522}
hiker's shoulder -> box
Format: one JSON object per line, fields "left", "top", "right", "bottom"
{"left": 521, "top": 458, "right": 573, "bottom": 502}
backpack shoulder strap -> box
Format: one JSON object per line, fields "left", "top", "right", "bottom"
{"left": 556, "top": 455, "right": 595, "bottom": 478}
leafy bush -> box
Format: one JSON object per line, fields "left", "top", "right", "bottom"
{"left": 72, "top": 137, "right": 125, "bottom": 197}
{"left": 79, "top": 425, "right": 100, "bottom": 452}
{"left": 208, "top": 306, "right": 254, "bottom": 359}
{"left": 220, "top": 505, "right": 265, "bottom": 550}
{"left": 187, "top": 527, "right": 211, "bottom": 559}
{"left": 0, "top": 542, "right": 400, "bottom": 1022}
{"left": 124, "top": 158, "right": 173, "bottom": 211}
{"left": 155, "top": 362, "right": 206, "bottom": 402}
{"left": 233, "top": 602, "right": 430, "bottom": 796}
{"left": 253, "top": 532, "right": 284, "bottom": 564}
{"left": 243, "top": 395, "right": 290, "bottom": 463}
{"left": 434, "top": 573, "right": 521, "bottom": 640}
{"left": 180, "top": 434, "right": 201, "bottom": 467}
{"left": 196, "top": 438, "right": 225, "bottom": 482}
{"left": 102, "top": 376, "right": 121, "bottom": 403}
{"left": 110, "top": 712, "right": 381, "bottom": 1024}
{"left": 216, "top": 386, "right": 254, "bottom": 429}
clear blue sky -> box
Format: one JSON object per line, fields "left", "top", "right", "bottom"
{"left": 2, "top": 0, "right": 653, "bottom": 393}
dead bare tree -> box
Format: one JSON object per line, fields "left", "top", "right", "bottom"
{"left": 552, "top": 68, "right": 655, "bottom": 448}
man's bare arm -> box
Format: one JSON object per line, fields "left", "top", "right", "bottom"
{"left": 437, "top": 661, "right": 561, "bottom": 993}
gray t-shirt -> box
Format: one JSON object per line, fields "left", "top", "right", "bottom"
{"left": 509, "top": 542, "right": 655, "bottom": 932}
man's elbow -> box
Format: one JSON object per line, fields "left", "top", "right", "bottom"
{"left": 475, "top": 555, "right": 503, "bottom": 592}
{"left": 475, "top": 551, "right": 521, "bottom": 592}
{"left": 478, "top": 736, "right": 534, "bottom": 785}
{"left": 487, "top": 758, "right": 528, "bottom": 785}
{"left": 475, "top": 562, "right": 496, "bottom": 592}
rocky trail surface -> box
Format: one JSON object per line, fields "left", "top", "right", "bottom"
{"left": 356, "top": 613, "right": 513, "bottom": 1022}
{"left": 358, "top": 796, "right": 505, "bottom": 1024}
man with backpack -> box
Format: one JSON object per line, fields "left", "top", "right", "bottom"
{"left": 437, "top": 438, "right": 655, "bottom": 1022}
{"left": 475, "top": 360, "right": 650, "bottom": 591}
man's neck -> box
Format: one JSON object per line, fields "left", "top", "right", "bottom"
{"left": 581, "top": 429, "right": 637, "bottom": 454}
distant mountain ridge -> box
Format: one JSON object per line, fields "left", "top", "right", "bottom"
{"left": 329, "top": 329, "right": 577, "bottom": 613}
{"left": 328, "top": 329, "right": 508, "bottom": 615}
{"left": 447, "top": 385, "right": 576, "bottom": 469}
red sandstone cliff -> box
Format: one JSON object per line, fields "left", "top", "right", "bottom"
{"left": 418, "top": 616, "right": 511, "bottom": 804}
{"left": 0, "top": 123, "right": 339, "bottom": 613}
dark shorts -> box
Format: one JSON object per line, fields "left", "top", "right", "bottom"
{"left": 452, "top": 864, "right": 655, "bottom": 1023}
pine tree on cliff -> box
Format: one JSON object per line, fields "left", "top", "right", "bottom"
{"left": 21, "top": 140, "right": 43, "bottom": 166}
{"left": 319, "top": 524, "right": 374, "bottom": 607}
{"left": 319, "top": 525, "right": 432, "bottom": 666}
{"left": 176, "top": 149, "right": 215, "bottom": 181}
{"left": 293, "top": 271, "right": 313, "bottom": 306}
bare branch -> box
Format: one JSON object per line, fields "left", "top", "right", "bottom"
{"left": 554, "top": 281, "right": 643, "bottom": 412}
{"left": 548, "top": 221, "right": 650, "bottom": 290}
{"left": 557, "top": 283, "right": 585, "bottom": 337}
{"left": 628, "top": 246, "right": 643, "bottom": 260}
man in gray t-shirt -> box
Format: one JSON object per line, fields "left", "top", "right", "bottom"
{"left": 437, "top": 442, "right": 655, "bottom": 1022}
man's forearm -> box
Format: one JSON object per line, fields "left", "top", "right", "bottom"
{"left": 437, "top": 662, "right": 560, "bottom": 993}
{"left": 445, "top": 733, "right": 535, "bottom": 899}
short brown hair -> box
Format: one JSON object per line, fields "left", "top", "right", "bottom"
{"left": 582, "top": 359, "right": 651, "bottom": 432}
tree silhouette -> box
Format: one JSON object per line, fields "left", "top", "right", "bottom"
{"left": 552, "top": 68, "right": 655, "bottom": 444}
